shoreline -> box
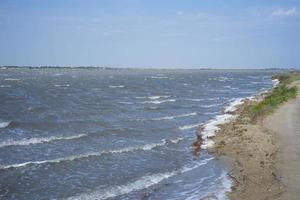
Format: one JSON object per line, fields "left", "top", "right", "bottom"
{"left": 193, "top": 85, "right": 282, "bottom": 199}
{"left": 196, "top": 73, "right": 300, "bottom": 200}
{"left": 210, "top": 97, "right": 284, "bottom": 200}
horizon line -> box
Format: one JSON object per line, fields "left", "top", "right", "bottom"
{"left": 0, "top": 65, "right": 298, "bottom": 70}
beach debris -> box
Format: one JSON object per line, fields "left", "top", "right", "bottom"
{"left": 193, "top": 127, "right": 205, "bottom": 156}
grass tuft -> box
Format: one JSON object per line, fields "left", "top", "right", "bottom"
{"left": 249, "top": 84, "right": 297, "bottom": 120}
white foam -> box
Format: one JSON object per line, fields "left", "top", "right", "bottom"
{"left": 201, "top": 103, "right": 223, "bottom": 108}
{"left": 152, "top": 112, "right": 197, "bottom": 121}
{"left": 0, "top": 137, "right": 183, "bottom": 170}
{"left": 272, "top": 79, "right": 280, "bottom": 87}
{"left": 185, "top": 98, "right": 205, "bottom": 102}
{"left": 200, "top": 114, "right": 236, "bottom": 149}
{"left": 215, "top": 171, "right": 232, "bottom": 200}
{"left": 66, "top": 157, "right": 214, "bottom": 200}
{"left": 179, "top": 123, "right": 203, "bottom": 130}
{"left": 201, "top": 77, "right": 279, "bottom": 149}
{"left": 142, "top": 99, "right": 176, "bottom": 104}
{"left": 205, "top": 111, "right": 220, "bottom": 115}
{"left": 224, "top": 98, "right": 244, "bottom": 113}
{"left": 0, "top": 121, "right": 10, "bottom": 128}
{"left": 118, "top": 101, "right": 133, "bottom": 105}
{"left": 149, "top": 76, "right": 170, "bottom": 79}
{"left": 0, "top": 133, "right": 88, "bottom": 148}
{"left": 148, "top": 95, "right": 170, "bottom": 100}
{"left": 109, "top": 85, "right": 124, "bottom": 88}
{"left": 200, "top": 97, "right": 249, "bottom": 149}
{"left": 224, "top": 86, "right": 238, "bottom": 90}
{"left": 54, "top": 84, "right": 70, "bottom": 87}
{"left": 4, "top": 78, "right": 20, "bottom": 81}
{"left": 218, "top": 77, "right": 231, "bottom": 82}
{"left": 201, "top": 92, "right": 266, "bottom": 149}
{"left": 136, "top": 95, "right": 170, "bottom": 100}
{"left": 0, "top": 85, "right": 11, "bottom": 88}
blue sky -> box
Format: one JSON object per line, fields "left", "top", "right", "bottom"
{"left": 0, "top": 0, "right": 299, "bottom": 68}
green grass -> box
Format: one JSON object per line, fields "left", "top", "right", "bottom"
{"left": 249, "top": 84, "right": 297, "bottom": 120}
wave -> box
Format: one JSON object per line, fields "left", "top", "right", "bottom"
{"left": 152, "top": 112, "right": 197, "bottom": 121}
{"left": 201, "top": 103, "right": 223, "bottom": 108}
{"left": 142, "top": 99, "right": 176, "bottom": 104}
{"left": 66, "top": 157, "right": 214, "bottom": 200}
{"left": 54, "top": 84, "right": 70, "bottom": 87}
{"left": 0, "top": 137, "right": 183, "bottom": 170}
{"left": 223, "top": 85, "right": 238, "bottom": 90}
{"left": 118, "top": 101, "right": 133, "bottom": 105}
{"left": 213, "top": 171, "right": 233, "bottom": 200}
{"left": 200, "top": 96, "right": 255, "bottom": 149}
{"left": 149, "top": 76, "right": 170, "bottom": 79}
{"left": 272, "top": 79, "right": 280, "bottom": 87}
{"left": 179, "top": 123, "right": 203, "bottom": 130}
{"left": 146, "top": 106, "right": 159, "bottom": 110}
{"left": 109, "top": 85, "right": 124, "bottom": 88}
{"left": 184, "top": 98, "right": 205, "bottom": 102}
{"left": 200, "top": 78, "right": 278, "bottom": 149}
{"left": 148, "top": 95, "right": 170, "bottom": 100}
{"left": 200, "top": 114, "right": 236, "bottom": 149}
{"left": 0, "top": 121, "right": 11, "bottom": 128}
{"left": 185, "top": 97, "right": 221, "bottom": 102}
{"left": 0, "top": 133, "right": 88, "bottom": 148}
{"left": 224, "top": 98, "right": 244, "bottom": 113}
{"left": 200, "top": 97, "right": 251, "bottom": 149}
{"left": 136, "top": 95, "right": 170, "bottom": 100}
{"left": 4, "top": 78, "right": 20, "bottom": 81}
{"left": 0, "top": 85, "right": 11, "bottom": 88}
{"left": 204, "top": 111, "right": 220, "bottom": 115}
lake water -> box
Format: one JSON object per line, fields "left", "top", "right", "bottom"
{"left": 0, "top": 68, "right": 277, "bottom": 200}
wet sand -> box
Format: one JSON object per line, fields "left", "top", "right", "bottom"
{"left": 208, "top": 81, "right": 300, "bottom": 200}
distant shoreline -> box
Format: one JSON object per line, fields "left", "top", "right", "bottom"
{"left": 0, "top": 65, "right": 294, "bottom": 71}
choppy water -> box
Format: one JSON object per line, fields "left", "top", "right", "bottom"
{"left": 0, "top": 68, "right": 278, "bottom": 200}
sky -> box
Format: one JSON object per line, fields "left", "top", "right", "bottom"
{"left": 0, "top": 0, "right": 300, "bottom": 68}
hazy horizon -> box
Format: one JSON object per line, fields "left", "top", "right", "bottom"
{"left": 0, "top": 65, "right": 296, "bottom": 70}
{"left": 1, "top": 0, "right": 300, "bottom": 68}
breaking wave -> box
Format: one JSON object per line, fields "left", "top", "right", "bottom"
{"left": 54, "top": 84, "right": 70, "bottom": 87}
{"left": 4, "top": 78, "right": 20, "bottom": 81}
{"left": 0, "top": 85, "right": 11, "bottom": 88}
{"left": 201, "top": 103, "right": 223, "bottom": 108}
{"left": 141, "top": 99, "right": 176, "bottom": 104}
{"left": 109, "top": 85, "right": 125, "bottom": 88}
{"left": 179, "top": 123, "right": 203, "bottom": 130}
{"left": 136, "top": 95, "right": 170, "bottom": 100}
{"left": 0, "top": 137, "right": 184, "bottom": 170}
{"left": 0, "top": 133, "right": 88, "bottom": 148}
{"left": 66, "top": 157, "right": 214, "bottom": 200}
{"left": 151, "top": 112, "right": 197, "bottom": 121}
{"left": 0, "top": 121, "right": 11, "bottom": 128}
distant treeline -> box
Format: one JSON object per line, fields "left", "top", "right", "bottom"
{"left": 0, "top": 66, "right": 296, "bottom": 70}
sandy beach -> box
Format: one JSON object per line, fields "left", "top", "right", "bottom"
{"left": 208, "top": 78, "right": 300, "bottom": 200}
